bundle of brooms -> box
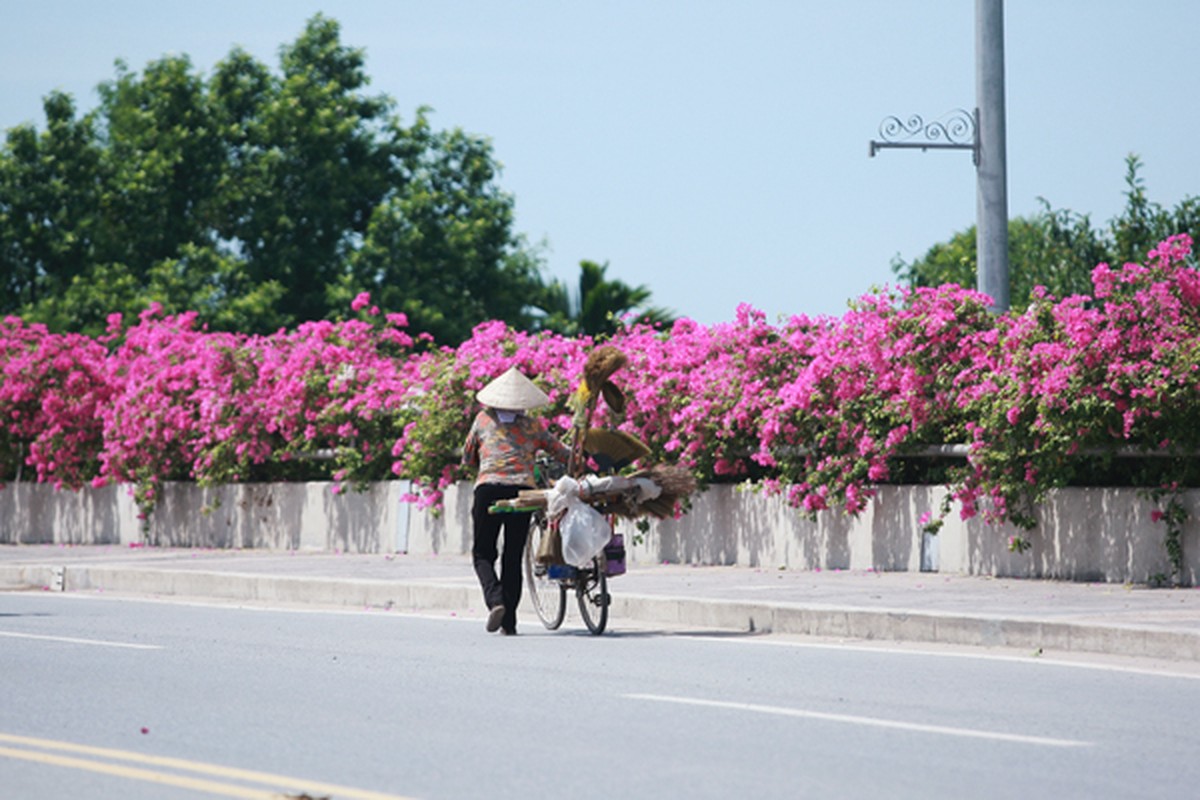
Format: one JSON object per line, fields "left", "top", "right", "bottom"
{"left": 610, "top": 463, "right": 697, "bottom": 519}
{"left": 567, "top": 345, "right": 629, "bottom": 475}
{"left": 498, "top": 463, "right": 696, "bottom": 519}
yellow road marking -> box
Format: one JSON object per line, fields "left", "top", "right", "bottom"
{"left": 0, "top": 745, "right": 275, "bottom": 799}
{"left": 0, "top": 733, "right": 417, "bottom": 800}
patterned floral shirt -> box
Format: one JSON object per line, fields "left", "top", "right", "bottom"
{"left": 462, "top": 408, "right": 571, "bottom": 487}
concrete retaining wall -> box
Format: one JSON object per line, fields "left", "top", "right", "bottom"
{"left": 0, "top": 482, "right": 140, "bottom": 547}
{"left": 628, "top": 483, "right": 1199, "bottom": 586}
{"left": 0, "top": 481, "right": 413, "bottom": 553}
{"left": 2, "top": 481, "right": 1196, "bottom": 584}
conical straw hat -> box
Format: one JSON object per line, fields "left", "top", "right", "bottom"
{"left": 476, "top": 367, "right": 551, "bottom": 410}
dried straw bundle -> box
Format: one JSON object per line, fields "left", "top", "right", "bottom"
{"left": 633, "top": 463, "right": 697, "bottom": 498}
{"left": 584, "top": 428, "right": 649, "bottom": 470}
{"left": 488, "top": 490, "right": 549, "bottom": 512}
{"left": 600, "top": 381, "right": 626, "bottom": 415}
{"left": 583, "top": 346, "right": 628, "bottom": 394}
{"left": 517, "top": 489, "right": 550, "bottom": 507}
{"left": 633, "top": 496, "right": 675, "bottom": 519}
{"left": 570, "top": 345, "right": 629, "bottom": 476}
{"left": 626, "top": 463, "right": 698, "bottom": 519}
{"left": 491, "top": 462, "right": 697, "bottom": 520}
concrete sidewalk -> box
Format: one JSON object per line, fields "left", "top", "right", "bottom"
{"left": 2, "top": 544, "right": 1199, "bottom": 662}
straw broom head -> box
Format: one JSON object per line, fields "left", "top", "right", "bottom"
{"left": 584, "top": 346, "right": 627, "bottom": 394}
{"left": 600, "top": 380, "right": 625, "bottom": 415}
{"left": 584, "top": 428, "right": 650, "bottom": 466}
{"left": 637, "top": 463, "right": 697, "bottom": 498}
{"left": 636, "top": 496, "right": 677, "bottom": 519}
{"left": 628, "top": 463, "right": 698, "bottom": 518}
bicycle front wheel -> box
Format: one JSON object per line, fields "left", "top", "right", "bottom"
{"left": 524, "top": 513, "right": 566, "bottom": 630}
{"left": 576, "top": 555, "right": 609, "bottom": 635}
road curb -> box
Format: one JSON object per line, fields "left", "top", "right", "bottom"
{"left": 612, "top": 594, "right": 1200, "bottom": 661}
{"left": 1, "top": 564, "right": 480, "bottom": 612}
{"left": 3, "top": 564, "right": 1199, "bottom": 661}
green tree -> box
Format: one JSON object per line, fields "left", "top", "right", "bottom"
{"left": 0, "top": 92, "right": 103, "bottom": 311}
{"left": 1109, "top": 155, "right": 1200, "bottom": 267}
{"left": 95, "top": 54, "right": 225, "bottom": 277}
{"left": 0, "top": 14, "right": 557, "bottom": 340}
{"left": 215, "top": 15, "right": 402, "bottom": 326}
{"left": 537, "top": 259, "right": 675, "bottom": 337}
{"left": 893, "top": 155, "right": 1199, "bottom": 309}
{"left": 341, "top": 114, "right": 545, "bottom": 344}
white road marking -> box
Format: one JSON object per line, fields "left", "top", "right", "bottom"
{"left": 624, "top": 693, "right": 1093, "bottom": 748}
{"left": 0, "top": 631, "right": 162, "bottom": 650}
{"left": 4, "top": 589, "right": 484, "bottom": 621}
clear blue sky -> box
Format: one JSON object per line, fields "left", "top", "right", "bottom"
{"left": 2, "top": 1, "right": 1197, "bottom": 324}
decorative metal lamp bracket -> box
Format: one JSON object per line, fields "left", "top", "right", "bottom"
{"left": 868, "top": 108, "right": 979, "bottom": 166}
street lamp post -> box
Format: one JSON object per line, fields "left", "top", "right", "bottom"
{"left": 975, "top": 0, "right": 1009, "bottom": 312}
{"left": 869, "top": 0, "right": 1010, "bottom": 312}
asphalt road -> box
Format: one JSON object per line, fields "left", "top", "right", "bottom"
{"left": 2, "top": 592, "right": 1199, "bottom": 799}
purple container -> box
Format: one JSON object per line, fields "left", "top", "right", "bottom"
{"left": 604, "top": 534, "right": 626, "bottom": 577}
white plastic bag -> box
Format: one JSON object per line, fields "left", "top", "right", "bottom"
{"left": 548, "top": 475, "right": 613, "bottom": 567}
{"left": 560, "top": 501, "right": 612, "bottom": 568}
{"left": 546, "top": 476, "right": 580, "bottom": 518}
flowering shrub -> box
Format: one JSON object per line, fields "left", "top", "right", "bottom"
{"left": 0, "top": 317, "right": 111, "bottom": 489}
{"left": 616, "top": 305, "right": 813, "bottom": 483}
{"left": 2, "top": 237, "right": 1199, "bottom": 558}
{"left": 245, "top": 309, "right": 421, "bottom": 492}
{"left": 758, "top": 285, "right": 996, "bottom": 514}
{"left": 89, "top": 302, "right": 426, "bottom": 515}
{"left": 953, "top": 233, "right": 1200, "bottom": 528}
{"left": 98, "top": 307, "right": 247, "bottom": 511}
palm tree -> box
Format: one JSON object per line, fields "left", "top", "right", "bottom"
{"left": 537, "top": 260, "right": 674, "bottom": 337}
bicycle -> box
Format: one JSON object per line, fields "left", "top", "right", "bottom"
{"left": 523, "top": 508, "right": 611, "bottom": 635}
{"left": 486, "top": 455, "right": 616, "bottom": 635}
{"left": 492, "top": 426, "right": 652, "bottom": 635}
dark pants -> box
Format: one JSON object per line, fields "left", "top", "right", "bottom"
{"left": 472, "top": 483, "right": 531, "bottom": 632}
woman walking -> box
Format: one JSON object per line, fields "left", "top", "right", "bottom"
{"left": 462, "top": 367, "right": 569, "bottom": 635}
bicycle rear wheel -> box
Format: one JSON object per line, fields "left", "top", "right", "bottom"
{"left": 576, "top": 555, "right": 609, "bottom": 635}
{"left": 524, "top": 513, "right": 566, "bottom": 630}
